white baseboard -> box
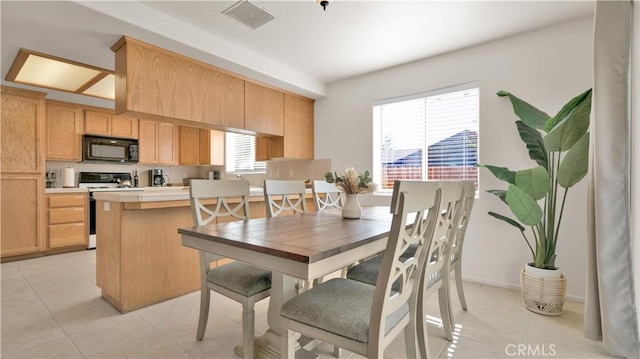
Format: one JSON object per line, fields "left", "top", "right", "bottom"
{"left": 462, "top": 275, "right": 586, "bottom": 303}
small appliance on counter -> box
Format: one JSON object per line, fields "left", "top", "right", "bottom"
{"left": 206, "top": 170, "right": 221, "bottom": 180}
{"left": 45, "top": 171, "right": 57, "bottom": 188}
{"left": 150, "top": 169, "right": 167, "bottom": 187}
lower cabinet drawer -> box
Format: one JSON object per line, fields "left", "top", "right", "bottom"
{"left": 48, "top": 195, "right": 85, "bottom": 208}
{"left": 49, "top": 207, "right": 84, "bottom": 224}
{"left": 49, "top": 223, "right": 86, "bottom": 248}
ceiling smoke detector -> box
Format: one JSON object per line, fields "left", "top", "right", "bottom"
{"left": 221, "top": 0, "right": 277, "bottom": 30}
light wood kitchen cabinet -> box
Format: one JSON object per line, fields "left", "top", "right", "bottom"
{"left": 179, "top": 126, "right": 199, "bottom": 165}
{"left": 1, "top": 87, "right": 46, "bottom": 259}
{"left": 47, "top": 193, "right": 87, "bottom": 249}
{"left": 255, "top": 136, "right": 273, "bottom": 161}
{"left": 255, "top": 94, "right": 314, "bottom": 160}
{"left": 85, "top": 109, "right": 138, "bottom": 139}
{"left": 180, "top": 127, "right": 225, "bottom": 166}
{"left": 45, "top": 101, "right": 83, "bottom": 161}
{"left": 158, "top": 122, "right": 178, "bottom": 164}
{"left": 139, "top": 119, "right": 178, "bottom": 165}
{"left": 112, "top": 36, "right": 244, "bottom": 129}
{"left": 245, "top": 81, "right": 284, "bottom": 136}
{"left": 198, "top": 129, "right": 225, "bottom": 166}
{"left": 283, "top": 94, "right": 314, "bottom": 159}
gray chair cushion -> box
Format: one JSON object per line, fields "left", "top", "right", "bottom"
{"left": 280, "top": 278, "right": 409, "bottom": 343}
{"left": 347, "top": 254, "right": 441, "bottom": 290}
{"left": 346, "top": 255, "right": 385, "bottom": 287}
{"left": 207, "top": 261, "right": 271, "bottom": 297}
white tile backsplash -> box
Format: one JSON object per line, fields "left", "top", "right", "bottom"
{"left": 45, "top": 161, "right": 202, "bottom": 188}
{"left": 46, "top": 159, "right": 332, "bottom": 189}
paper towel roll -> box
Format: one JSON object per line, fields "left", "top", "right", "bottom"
{"left": 63, "top": 168, "right": 75, "bottom": 188}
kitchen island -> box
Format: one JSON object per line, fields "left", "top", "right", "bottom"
{"left": 93, "top": 186, "right": 313, "bottom": 313}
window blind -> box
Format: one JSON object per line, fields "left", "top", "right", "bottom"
{"left": 225, "top": 133, "right": 266, "bottom": 173}
{"left": 373, "top": 85, "right": 479, "bottom": 191}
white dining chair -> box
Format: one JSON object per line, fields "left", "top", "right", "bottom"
{"left": 189, "top": 179, "right": 271, "bottom": 359}
{"left": 280, "top": 180, "right": 442, "bottom": 358}
{"left": 448, "top": 181, "right": 476, "bottom": 312}
{"left": 311, "top": 180, "right": 343, "bottom": 211}
{"left": 263, "top": 180, "right": 307, "bottom": 217}
{"left": 345, "top": 181, "right": 465, "bottom": 357}
{"left": 264, "top": 179, "right": 310, "bottom": 294}
{"left": 415, "top": 181, "right": 464, "bottom": 358}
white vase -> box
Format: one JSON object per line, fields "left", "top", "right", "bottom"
{"left": 342, "top": 194, "right": 362, "bottom": 219}
{"left": 524, "top": 263, "right": 561, "bottom": 279}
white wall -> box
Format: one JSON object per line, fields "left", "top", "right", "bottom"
{"left": 314, "top": 17, "right": 594, "bottom": 300}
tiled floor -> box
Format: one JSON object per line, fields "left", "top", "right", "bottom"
{"left": 1, "top": 250, "right": 612, "bottom": 359}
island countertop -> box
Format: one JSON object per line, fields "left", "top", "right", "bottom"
{"left": 92, "top": 186, "right": 312, "bottom": 210}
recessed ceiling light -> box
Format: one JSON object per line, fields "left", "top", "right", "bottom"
{"left": 6, "top": 48, "right": 115, "bottom": 100}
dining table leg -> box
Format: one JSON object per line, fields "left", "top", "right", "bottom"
{"left": 240, "top": 272, "right": 301, "bottom": 359}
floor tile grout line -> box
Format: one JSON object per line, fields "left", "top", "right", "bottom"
{"left": 26, "top": 259, "right": 93, "bottom": 358}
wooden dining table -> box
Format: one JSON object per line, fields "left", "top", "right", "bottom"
{"left": 178, "top": 206, "right": 393, "bottom": 359}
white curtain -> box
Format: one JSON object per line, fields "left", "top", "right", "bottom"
{"left": 586, "top": 1, "right": 640, "bottom": 357}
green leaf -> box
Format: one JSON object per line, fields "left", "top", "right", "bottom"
{"left": 486, "top": 189, "right": 507, "bottom": 204}
{"left": 515, "top": 166, "right": 549, "bottom": 200}
{"left": 497, "top": 90, "right": 550, "bottom": 130}
{"left": 544, "top": 89, "right": 592, "bottom": 132}
{"left": 506, "top": 184, "right": 543, "bottom": 226}
{"left": 558, "top": 132, "right": 590, "bottom": 188}
{"left": 479, "top": 165, "right": 516, "bottom": 184}
{"left": 516, "top": 121, "right": 548, "bottom": 169}
{"left": 324, "top": 172, "right": 335, "bottom": 183}
{"left": 543, "top": 89, "right": 592, "bottom": 152}
{"left": 488, "top": 211, "right": 525, "bottom": 232}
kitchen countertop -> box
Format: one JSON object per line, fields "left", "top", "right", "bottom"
{"left": 45, "top": 188, "right": 89, "bottom": 194}
{"left": 91, "top": 186, "right": 274, "bottom": 202}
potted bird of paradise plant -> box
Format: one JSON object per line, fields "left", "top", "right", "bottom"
{"left": 481, "top": 88, "right": 592, "bottom": 315}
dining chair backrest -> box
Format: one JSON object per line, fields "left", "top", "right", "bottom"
{"left": 449, "top": 181, "right": 476, "bottom": 262}
{"left": 418, "top": 182, "right": 464, "bottom": 288}
{"left": 263, "top": 180, "right": 307, "bottom": 217}
{"left": 312, "top": 180, "right": 343, "bottom": 211}
{"left": 369, "top": 180, "right": 441, "bottom": 351}
{"left": 189, "top": 180, "right": 251, "bottom": 225}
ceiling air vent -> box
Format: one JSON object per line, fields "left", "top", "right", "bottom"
{"left": 222, "top": 0, "right": 277, "bottom": 30}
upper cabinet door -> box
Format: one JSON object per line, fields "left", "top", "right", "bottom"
{"left": 113, "top": 37, "right": 245, "bottom": 130}
{"left": 84, "top": 110, "right": 111, "bottom": 136}
{"left": 46, "top": 102, "right": 83, "bottom": 162}
{"left": 85, "top": 110, "right": 138, "bottom": 139}
{"left": 158, "top": 122, "right": 178, "bottom": 165}
{"left": 214, "top": 72, "right": 244, "bottom": 129}
{"left": 178, "top": 126, "right": 199, "bottom": 165}
{"left": 138, "top": 119, "right": 158, "bottom": 164}
{"left": 244, "top": 82, "right": 283, "bottom": 136}
{"left": 283, "top": 95, "right": 314, "bottom": 160}
{"left": 111, "top": 115, "right": 138, "bottom": 139}
{"left": 1, "top": 88, "right": 45, "bottom": 173}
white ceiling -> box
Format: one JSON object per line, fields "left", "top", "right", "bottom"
{"left": 1, "top": 1, "right": 594, "bottom": 101}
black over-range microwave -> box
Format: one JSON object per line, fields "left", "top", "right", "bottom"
{"left": 83, "top": 135, "right": 139, "bottom": 164}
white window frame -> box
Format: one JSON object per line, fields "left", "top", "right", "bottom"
{"left": 225, "top": 133, "right": 266, "bottom": 174}
{"left": 372, "top": 82, "right": 479, "bottom": 194}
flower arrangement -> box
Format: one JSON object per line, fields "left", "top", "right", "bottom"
{"left": 325, "top": 167, "right": 375, "bottom": 194}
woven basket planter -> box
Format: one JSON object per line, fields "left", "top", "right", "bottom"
{"left": 520, "top": 267, "right": 567, "bottom": 316}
